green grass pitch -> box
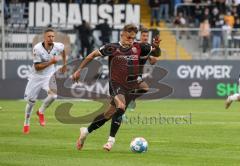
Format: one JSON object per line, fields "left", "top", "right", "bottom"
{"left": 0, "top": 99, "right": 240, "bottom": 166}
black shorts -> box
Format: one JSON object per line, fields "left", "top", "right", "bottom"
{"left": 109, "top": 81, "right": 129, "bottom": 97}
{"left": 109, "top": 81, "right": 140, "bottom": 107}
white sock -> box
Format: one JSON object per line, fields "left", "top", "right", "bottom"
{"left": 81, "top": 127, "right": 89, "bottom": 135}
{"left": 24, "top": 101, "right": 35, "bottom": 126}
{"left": 108, "top": 136, "right": 115, "bottom": 144}
{"left": 39, "top": 95, "right": 57, "bottom": 114}
{"left": 229, "top": 94, "right": 240, "bottom": 101}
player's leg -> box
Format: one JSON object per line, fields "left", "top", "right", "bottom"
{"left": 226, "top": 81, "right": 240, "bottom": 108}
{"left": 37, "top": 77, "right": 57, "bottom": 126}
{"left": 37, "top": 91, "right": 57, "bottom": 126}
{"left": 23, "top": 79, "right": 42, "bottom": 134}
{"left": 103, "top": 82, "right": 149, "bottom": 150}
{"left": 104, "top": 94, "right": 126, "bottom": 151}
{"left": 127, "top": 81, "right": 149, "bottom": 111}
{"left": 23, "top": 99, "right": 35, "bottom": 134}
{"left": 225, "top": 77, "right": 240, "bottom": 109}
{"left": 76, "top": 104, "right": 115, "bottom": 150}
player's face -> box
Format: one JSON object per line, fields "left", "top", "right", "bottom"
{"left": 121, "top": 31, "right": 136, "bottom": 47}
{"left": 140, "top": 32, "right": 149, "bottom": 43}
{"left": 44, "top": 31, "right": 55, "bottom": 46}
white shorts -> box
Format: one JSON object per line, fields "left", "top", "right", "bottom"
{"left": 24, "top": 76, "right": 53, "bottom": 101}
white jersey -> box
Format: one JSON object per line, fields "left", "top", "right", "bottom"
{"left": 30, "top": 42, "right": 64, "bottom": 78}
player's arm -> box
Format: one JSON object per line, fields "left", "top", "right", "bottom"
{"left": 32, "top": 46, "right": 58, "bottom": 71}
{"left": 60, "top": 49, "right": 67, "bottom": 73}
{"left": 34, "top": 59, "right": 57, "bottom": 71}
{"left": 150, "top": 35, "right": 161, "bottom": 58}
{"left": 148, "top": 56, "right": 158, "bottom": 65}
{"left": 72, "top": 50, "right": 101, "bottom": 82}
{"left": 147, "top": 36, "right": 161, "bottom": 65}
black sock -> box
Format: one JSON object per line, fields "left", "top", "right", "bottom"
{"left": 110, "top": 108, "right": 125, "bottom": 137}
{"left": 88, "top": 113, "right": 108, "bottom": 133}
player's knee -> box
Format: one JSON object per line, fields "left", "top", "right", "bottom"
{"left": 48, "top": 94, "right": 57, "bottom": 100}
{"left": 48, "top": 90, "right": 57, "bottom": 99}
{"left": 118, "top": 103, "right": 126, "bottom": 111}
{"left": 27, "top": 99, "right": 36, "bottom": 106}
{"left": 104, "top": 105, "right": 116, "bottom": 119}
{"left": 141, "top": 87, "right": 149, "bottom": 93}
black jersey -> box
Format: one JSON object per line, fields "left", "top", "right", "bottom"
{"left": 99, "top": 42, "right": 151, "bottom": 89}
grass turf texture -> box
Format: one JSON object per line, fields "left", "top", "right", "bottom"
{"left": 0, "top": 99, "right": 240, "bottom": 166}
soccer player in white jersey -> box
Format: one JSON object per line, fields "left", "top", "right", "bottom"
{"left": 225, "top": 77, "right": 240, "bottom": 109}
{"left": 23, "top": 28, "right": 67, "bottom": 134}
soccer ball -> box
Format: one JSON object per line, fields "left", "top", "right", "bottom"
{"left": 130, "top": 137, "right": 148, "bottom": 153}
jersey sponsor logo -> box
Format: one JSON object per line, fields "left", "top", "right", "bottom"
{"left": 177, "top": 65, "right": 232, "bottom": 79}
{"left": 122, "top": 54, "right": 138, "bottom": 61}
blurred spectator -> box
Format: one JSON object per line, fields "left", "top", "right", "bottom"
{"left": 4, "top": 0, "right": 9, "bottom": 21}
{"left": 149, "top": 0, "right": 160, "bottom": 26}
{"left": 193, "top": 4, "right": 202, "bottom": 27}
{"left": 224, "top": 10, "right": 235, "bottom": 28}
{"left": 159, "top": 0, "right": 170, "bottom": 22}
{"left": 210, "top": 7, "right": 219, "bottom": 27}
{"left": 222, "top": 20, "right": 232, "bottom": 54}
{"left": 199, "top": 18, "right": 210, "bottom": 53}
{"left": 96, "top": 19, "right": 112, "bottom": 45}
{"left": 75, "top": 20, "right": 94, "bottom": 58}
{"left": 174, "top": 12, "right": 189, "bottom": 39}
{"left": 211, "top": 15, "right": 224, "bottom": 54}
{"left": 200, "top": 7, "right": 210, "bottom": 23}
{"left": 233, "top": 18, "right": 240, "bottom": 51}
{"left": 182, "top": 0, "right": 193, "bottom": 17}
{"left": 232, "top": 6, "right": 239, "bottom": 21}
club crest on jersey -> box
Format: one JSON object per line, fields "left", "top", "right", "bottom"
{"left": 132, "top": 47, "right": 137, "bottom": 53}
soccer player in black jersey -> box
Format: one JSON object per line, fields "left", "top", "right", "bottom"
{"left": 72, "top": 24, "right": 161, "bottom": 151}
{"left": 126, "top": 27, "right": 159, "bottom": 111}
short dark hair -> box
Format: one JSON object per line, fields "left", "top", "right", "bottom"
{"left": 122, "top": 24, "right": 138, "bottom": 33}
{"left": 140, "top": 27, "right": 149, "bottom": 34}
{"left": 44, "top": 28, "right": 55, "bottom": 33}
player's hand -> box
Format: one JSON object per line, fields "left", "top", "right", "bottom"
{"left": 72, "top": 70, "right": 80, "bottom": 82}
{"left": 148, "top": 56, "right": 158, "bottom": 65}
{"left": 152, "top": 35, "right": 161, "bottom": 47}
{"left": 50, "top": 56, "right": 58, "bottom": 64}
{"left": 60, "top": 65, "right": 67, "bottom": 73}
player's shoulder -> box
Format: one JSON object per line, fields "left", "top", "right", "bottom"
{"left": 33, "top": 42, "right": 44, "bottom": 55}
{"left": 133, "top": 41, "right": 151, "bottom": 49}
{"left": 100, "top": 42, "right": 119, "bottom": 50}
{"left": 33, "top": 42, "right": 43, "bottom": 50}
{"left": 53, "top": 42, "right": 64, "bottom": 49}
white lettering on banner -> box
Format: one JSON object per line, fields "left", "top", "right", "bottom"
{"left": 28, "top": 2, "right": 34, "bottom": 26}
{"left": 36, "top": 2, "right": 50, "bottom": 27}
{"left": 17, "top": 65, "right": 32, "bottom": 79}
{"left": 114, "top": 4, "right": 125, "bottom": 28}
{"left": 71, "top": 82, "right": 109, "bottom": 98}
{"left": 98, "top": 4, "right": 113, "bottom": 24}
{"left": 28, "top": 2, "right": 140, "bottom": 28}
{"left": 90, "top": 4, "right": 98, "bottom": 25}
{"left": 177, "top": 65, "right": 232, "bottom": 79}
{"left": 68, "top": 3, "right": 82, "bottom": 26}
{"left": 52, "top": 3, "right": 66, "bottom": 26}
{"left": 82, "top": 4, "right": 90, "bottom": 22}
{"left": 126, "top": 5, "right": 140, "bottom": 25}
